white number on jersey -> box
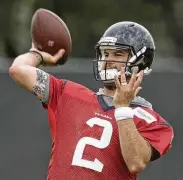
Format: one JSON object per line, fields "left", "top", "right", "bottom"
{"left": 72, "top": 117, "right": 113, "bottom": 172}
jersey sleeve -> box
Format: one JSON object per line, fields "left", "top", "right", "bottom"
{"left": 42, "top": 75, "right": 66, "bottom": 139}
{"left": 133, "top": 107, "right": 174, "bottom": 160}
{"left": 43, "top": 75, "right": 66, "bottom": 110}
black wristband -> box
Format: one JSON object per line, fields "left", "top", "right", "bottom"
{"left": 29, "top": 50, "right": 44, "bottom": 64}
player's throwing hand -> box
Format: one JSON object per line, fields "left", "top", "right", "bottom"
{"left": 30, "top": 42, "right": 65, "bottom": 66}
{"left": 113, "top": 67, "right": 144, "bottom": 108}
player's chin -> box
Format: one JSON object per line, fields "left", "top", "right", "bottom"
{"left": 103, "top": 82, "right": 116, "bottom": 90}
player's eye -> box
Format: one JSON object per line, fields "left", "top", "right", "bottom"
{"left": 104, "top": 53, "right": 109, "bottom": 57}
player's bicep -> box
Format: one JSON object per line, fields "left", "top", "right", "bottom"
{"left": 9, "top": 65, "right": 50, "bottom": 103}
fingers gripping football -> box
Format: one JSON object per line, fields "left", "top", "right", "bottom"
{"left": 30, "top": 44, "right": 65, "bottom": 65}
{"left": 114, "top": 67, "right": 144, "bottom": 108}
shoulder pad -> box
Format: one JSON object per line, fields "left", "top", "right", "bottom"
{"left": 130, "top": 96, "right": 153, "bottom": 109}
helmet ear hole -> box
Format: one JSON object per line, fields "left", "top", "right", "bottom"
{"left": 130, "top": 48, "right": 154, "bottom": 73}
{"left": 137, "top": 60, "right": 145, "bottom": 72}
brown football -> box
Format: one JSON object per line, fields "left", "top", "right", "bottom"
{"left": 31, "top": 8, "right": 72, "bottom": 65}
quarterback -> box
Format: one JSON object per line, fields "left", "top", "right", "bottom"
{"left": 9, "top": 21, "right": 174, "bottom": 180}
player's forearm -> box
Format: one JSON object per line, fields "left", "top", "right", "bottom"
{"left": 9, "top": 52, "right": 49, "bottom": 99}
{"left": 12, "top": 52, "right": 42, "bottom": 67}
{"left": 117, "top": 120, "right": 151, "bottom": 173}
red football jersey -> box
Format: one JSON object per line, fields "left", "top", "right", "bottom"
{"left": 44, "top": 75, "right": 174, "bottom": 180}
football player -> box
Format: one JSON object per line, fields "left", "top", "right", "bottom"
{"left": 9, "top": 21, "right": 174, "bottom": 180}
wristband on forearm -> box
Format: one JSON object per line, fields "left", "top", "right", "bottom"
{"left": 114, "top": 107, "right": 134, "bottom": 121}
{"left": 29, "top": 50, "right": 44, "bottom": 65}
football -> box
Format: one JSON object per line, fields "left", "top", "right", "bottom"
{"left": 31, "top": 8, "right": 72, "bottom": 65}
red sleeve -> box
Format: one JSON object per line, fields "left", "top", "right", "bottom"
{"left": 134, "top": 107, "right": 174, "bottom": 158}
{"left": 43, "top": 75, "right": 66, "bottom": 110}
{"left": 43, "top": 75, "right": 66, "bottom": 139}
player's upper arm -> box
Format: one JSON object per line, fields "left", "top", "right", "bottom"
{"left": 134, "top": 107, "right": 174, "bottom": 160}
{"left": 9, "top": 65, "right": 50, "bottom": 103}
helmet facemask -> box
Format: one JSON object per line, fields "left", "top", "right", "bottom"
{"left": 93, "top": 42, "right": 152, "bottom": 85}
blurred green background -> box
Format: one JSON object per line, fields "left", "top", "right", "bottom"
{"left": 1, "top": 0, "right": 183, "bottom": 59}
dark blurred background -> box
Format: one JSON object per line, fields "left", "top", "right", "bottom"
{"left": 0, "top": 0, "right": 183, "bottom": 59}
{"left": 0, "top": 0, "right": 182, "bottom": 180}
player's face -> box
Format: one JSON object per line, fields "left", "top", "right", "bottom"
{"left": 99, "top": 48, "right": 131, "bottom": 91}
{"left": 100, "top": 48, "right": 130, "bottom": 71}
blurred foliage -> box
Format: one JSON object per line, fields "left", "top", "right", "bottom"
{"left": 0, "top": 0, "right": 183, "bottom": 58}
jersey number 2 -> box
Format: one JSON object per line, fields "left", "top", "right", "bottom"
{"left": 72, "top": 117, "right": 113, "bottom": 172}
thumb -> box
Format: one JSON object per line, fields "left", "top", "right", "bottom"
{"left": 134, "top": 87, "right": 142, "bottom": 97}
